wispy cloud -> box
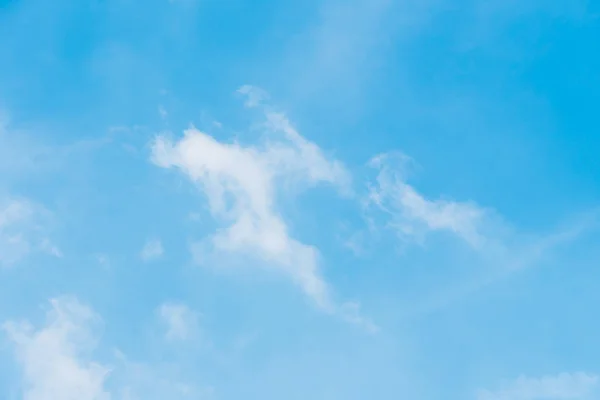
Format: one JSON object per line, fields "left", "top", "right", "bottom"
{"left": 150, "top": 86, "right": 379, "bottom": 332}
{"left": 237, "top": 85, "right": 269, "bottom": 108}
{"left": 158, "top": 106, "right": 168, "bottom": 120}
{"left": 151, "top": 86, "right": 348, "bottom": 310}
{"left": 477, "top": 372, "right": 599, "bottom": 400}
{"left": 427, "top": 217, "right": 596, "bottom": 323}
{"left": 339, "top": 302, "right": 380, "bottom": 334}
{"left": 94, "top": 253, "right": 111, "bottom": 270}
{"left": 157, "top": 302, "right": 200, "bottom": 342}
{"left": 0, "top": 110, "right": 112, "bottom": 183}
{"left": 40, "top": 237, "right": 63, "bottom": 258}
{"left": 366, "top": 151, "right": 494, "bottom": 248}
{"left": 0, "top": 197, "right": 60, "bottom": 267}
{"left": 364, "top": 151, "right": 600, "bottom": 320}
{"left": 279, "top": 0, "right": 399, "bottom": 107}
{"left": 4, "top": 297, "right": 208, "bottom": 400}
{"left": 3, "top": 297, "right": 111, "bottom": 400}
{"left": 0, "top": 113, "right": 46, "bottom": 179}
{"left": 140, "top": 239, "right": 164, "bottom": 262}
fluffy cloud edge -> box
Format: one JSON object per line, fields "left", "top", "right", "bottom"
{"left": 3, "top": 296, "right": 111, "bottom": 400}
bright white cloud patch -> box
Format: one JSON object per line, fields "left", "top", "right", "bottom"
{"left": 367, "top": 152, "right": 489, "bottom": 247}
{"left": 3, "top": 297, "right": 111, "bottom": 400}
{"left": 3, "top": 297, "right": 206, "bottom": 400}
{"left": 140, "top": 239, "right": 164, "bottom": 262}
{"left": 150, "top": 87, "right": 349, "bottom": 310}
{"left": 0, "top": 197, "right": 60, "bottom": 267}
{"left": 157, "top": 302, "right": 199, "bottom": 342}
{"left": 477, "top": 372, "right": 599, "bottom": 400}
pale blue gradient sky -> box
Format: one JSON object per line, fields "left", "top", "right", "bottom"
{"left": 1, "top": 0, "right": 600, "bottom": 399}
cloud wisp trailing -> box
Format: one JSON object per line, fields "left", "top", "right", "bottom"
{"left": 150, "top": 86, "right": 347, "bottom": 310}
{"left": 150, "top": 86, "right": 377, "bottom": 332}
{"left": 366, "top": 151, "right": 493, "bottom": 248}
{"left": 363, "top": 151, "right": 600, "bottom": 320}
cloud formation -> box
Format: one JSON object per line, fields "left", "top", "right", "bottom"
{"left": 157, "top": 302, "right": 200, "bottom": 342}
{"left": 140, "top": 239, "right": 164, "bottom": 262}
{"left": 150, "top": 86, "right": 349, "bottom": 310}
{"left": 366, "top": 152, "right": 491, "bottom": 248}
{"left": 0, "top": 197, "right": 60, "bottom": 267}
{"left": 3, "top": 297, "right": 111, "bottom": 400}
{"left": 3, "top": 297, "right": 206, "bottom": 400}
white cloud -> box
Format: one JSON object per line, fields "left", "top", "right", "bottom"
{"left": 341, "top": 231, "right": 366, "bottom": 256}
{"left": 237, "top": 85, "right": 269, "bottom": 108}
{"left": 140, "top": 239, "right": 164, "bottom": 262}
{"left": 3, "top": 297, "right": 208, "bottom": 400}
{"left": 95, "top": 253, "right": 111, "bottom": 269}
{"left": 3, "top": 297, "right": 111, "bottom": 400}
{"left": 0, "top": 197, "right": 60, "bottom": 267}
{"left": 158, "top": 106, "right": 168, "bottom": 120}
{"left": 477, "top": 372, "right": 599, "bottom": 400}
{"left": 150, "top": 87, "right": 349, "bottom": 310}
{"left": 157, "top": 302, "right": 199, "bottom": 342}
{"left": 40, "top": 237, "right": 63, "bottom": 258}
{"left": 339, "top": 302, "right": 380, "bottom": 334}
{"left": 366, "top": 152, "right": 490, "bottom": 248}
{"left": 0, "top": 198, "right": 35, "bottom": 265}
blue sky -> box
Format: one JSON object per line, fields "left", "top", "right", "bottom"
{"left": 1, "top": 0, "right": 600, "bottom": 399}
